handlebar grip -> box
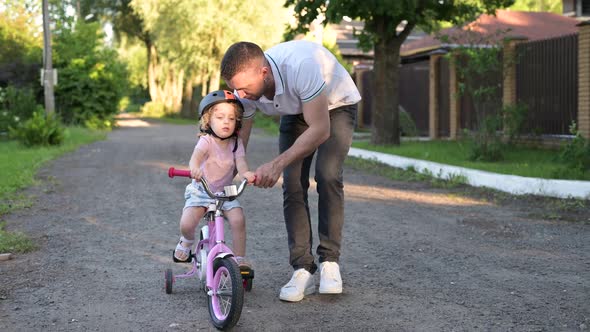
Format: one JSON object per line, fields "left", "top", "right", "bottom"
{"left": 168, "top": 167, "right": 191, "bottom": 178}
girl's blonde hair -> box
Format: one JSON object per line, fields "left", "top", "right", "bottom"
{"left": 199, "top": 102, "right": 242, "bottom": 137}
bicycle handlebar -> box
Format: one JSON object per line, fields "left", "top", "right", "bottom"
{"left": 168, "top": 167, "right": 248, "bottom": 200}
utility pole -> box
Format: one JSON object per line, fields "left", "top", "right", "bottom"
{"left": 42, "top": 0, "right": 55, "bottom": 114}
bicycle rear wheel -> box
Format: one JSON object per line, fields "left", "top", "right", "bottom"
{"left": 207, "top": 257, "right": 244, "bottom": 330}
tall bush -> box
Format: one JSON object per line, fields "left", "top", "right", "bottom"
{"left": 502, "top": 102, "right": 529, "bottom": 143}
{"left": 9, "top": 108, "right": 64, "bottom": 147}
{"left": 0, "top": 86, "right": 39, "bottom": 136}
{"left": 441, "top": 29, "right": 510, "bottom": 161}
{"left": 53, "top": 21, "right": 128, "bottom": 127}
{"left": 552, "top": 122, "right": 590, "bottom": 179}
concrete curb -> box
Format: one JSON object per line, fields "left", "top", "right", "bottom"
{"left": 349, "top": 147, "right": 590, "bottom": 199}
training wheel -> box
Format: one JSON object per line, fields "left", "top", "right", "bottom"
{"left": 165, "top": 268, "right": 174, "bottom": 294}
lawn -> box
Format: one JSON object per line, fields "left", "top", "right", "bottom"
{"left": 231, "top": 113, "right": 586, "bottom": 181}
{"left": 0, "top": 127, "right": 106, "bottom": 253}
{"left": 353, "top": 139, "right": 589, "bottom": 181}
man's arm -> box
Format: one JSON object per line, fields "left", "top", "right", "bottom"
{"left": 254, "top": 92, "right": 330, "bottom": 188}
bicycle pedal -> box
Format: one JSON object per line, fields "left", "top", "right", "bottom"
{"left": 240, "top": 268, "right": 254, "bottom": 279}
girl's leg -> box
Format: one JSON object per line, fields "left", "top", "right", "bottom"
{"left": 176, "top": 206, "right": 206, "bottom": 260}
{"left": 224, "top": 208, "right": 246, "bottom": 257}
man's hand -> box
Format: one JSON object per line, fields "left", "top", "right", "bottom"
{"left": 254, "top": 161, "right": 282, "bottom": 188}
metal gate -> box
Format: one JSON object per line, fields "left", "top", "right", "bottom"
{"left": 516, "top": 34, "right": 578, "bottom": 135}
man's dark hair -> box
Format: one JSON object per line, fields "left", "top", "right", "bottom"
{"left": 221, "top": 42, "right": 265, "bottom": 81}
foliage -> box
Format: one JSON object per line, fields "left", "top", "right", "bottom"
{"left": 441, "top": 28, "right": 509, "bottom": 162}
{"left": 552, "top": 122, "right": 590, "bottom": 179}
{"left": 441, "top": 28, "right": 508, "bottom": 119}
{"left": 0, "top": 6, "right": 43, "bottom": 93}
{"left": 53, "top": 21, "right": 128, "bottom": 127}
{"left": 9, "top": 109, "right": 65, "bottom": 147}
{"left": 117, "top": 36, "right": 148, "bottom": 91}
{"left": 399, "top": 108, "right": 418, "bottom": 137}
{"left": 0, "top": 86, "right": 39, "bottom": 135}
{"left": 0, "top": 6, "right": 42, "bottom": 65}
{"left": 285, "top": 1, "right": 513, "bottom": 49}
{"left": 322, "top": 40, "right": 354, "bottom": 74}
{"left": 83, "top": 114, "right": 114, "bottom": 131}
{"left": 502, "top": 102, "right": 529, "bottom": 143}
{"left": 464, "top": 118, "right": 504, "bottom": 162}
{"left": 509, "top": 0, "right": 561, "bottom": 13}
{"left": 128, "top": 0, "right": 292, "bottom": 113}
{"left": 284, "top": 0, "right": 515, "bottom": 145}
{"left": 140, "top": 101, "right": 168, "bottom": 118}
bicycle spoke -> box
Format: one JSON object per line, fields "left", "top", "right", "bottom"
{"left": 214, "top": 269, "right": 233, "bottom": 316}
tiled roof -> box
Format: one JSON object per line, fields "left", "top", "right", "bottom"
{"left": 401, "top": 10, "right": 580, "bottom": 57}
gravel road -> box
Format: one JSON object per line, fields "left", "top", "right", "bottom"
{"left": 1, "top": 117, "right": 588, "bottom": 331}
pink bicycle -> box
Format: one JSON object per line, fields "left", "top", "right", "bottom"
{"left": 165, "top": 167, "right": 254, "bottom": 330}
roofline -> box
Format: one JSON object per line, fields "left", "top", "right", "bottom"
{"left": 401, "top": 43, "right": 498, "bottom": 58}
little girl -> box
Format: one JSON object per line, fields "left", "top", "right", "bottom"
{"left": 173, "top": 90, "right": 256, "bottom": 268}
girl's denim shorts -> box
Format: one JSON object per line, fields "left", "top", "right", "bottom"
{"left": 183, "top": 182, "right": 242, "bottom": 211}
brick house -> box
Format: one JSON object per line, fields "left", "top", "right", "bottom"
{"left": 396, "top": 10, "right": 589, "bottom": 141}
{"left": 563, "top": 0, "right": 590, "bottom": 19}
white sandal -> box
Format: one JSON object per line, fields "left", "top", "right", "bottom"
{"left": 172, "top": 237, "right": 194, "bottom": 263}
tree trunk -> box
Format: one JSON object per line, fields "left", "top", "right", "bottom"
{"left": 208, "top": 68, "right": 220, "bottom": 93}
{"left": 371, "top": 17, "right": 415, "bottom": 145}
{"left": 147, "top": 42, "right": 160, "bottom": 103}
{"left": 172, "top": 69, "right": 184, "bottom": 113}
{"left": 181, "top": 75, "right": 195, "bottom": 118}
{"left": 371, "top": 22, "right": 401, "bottom": 145}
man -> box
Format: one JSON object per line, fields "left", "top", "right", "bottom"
{"left": 221, "top": 40, "right": 360, "bottom": 302}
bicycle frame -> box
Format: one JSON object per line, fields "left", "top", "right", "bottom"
{"left": 168, "top": 167, "right": 248, "bottom": 291}
{"left": 202, "top": 204, "right": 235, "bottom": 292}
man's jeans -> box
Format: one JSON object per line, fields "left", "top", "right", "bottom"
{"left": 278, "top": 104, "right": 357, "bottom": 274}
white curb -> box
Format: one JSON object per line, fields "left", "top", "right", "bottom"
{"left": 348, "top": 147, "right": 590, "bottom": 199}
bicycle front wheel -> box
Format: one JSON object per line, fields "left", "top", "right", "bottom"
{"left": 207, "top": 257, "right": 244, "bottom": 330}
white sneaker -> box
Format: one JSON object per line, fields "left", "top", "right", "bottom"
{"left": 319, "top": 262, "right": 342, "bottom": 294}
{"left": 279, "top": 268, "right": 315, "bottom": 302}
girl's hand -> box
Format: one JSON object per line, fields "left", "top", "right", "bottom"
{"left": 190, "top": 167, "right": 203, "bottom": 180}
{"left": 243, "top": 171, "right": 256, "bottom": 184}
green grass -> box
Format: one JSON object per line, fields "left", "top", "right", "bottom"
{"left": 253, "top": 114, "right": 280, "bottom": 135}
{"left": 345, "top": 156, "right": 468, "bottom": 189}
{"left": 148, "top": 115, "right": 196, "bottom": 125}
{"left": 353, "top": 139, "right": 589, "bottom": 181}
{"left": 0, "top": 222, "right": 36, "bottom": 253}
{"left": 143, "top": 113, "right": 280, "bottom": 133}
{"left": 157, "top": 113, "right": 281, "bottom": 134}
{"left": 0, "top": 127, "right": 105, "bottom": 253}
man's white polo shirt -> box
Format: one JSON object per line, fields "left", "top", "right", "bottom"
{"left": 240, "top": 40, "right": 361, "bottom": 120}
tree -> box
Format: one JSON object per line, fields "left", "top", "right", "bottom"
{"left": 285, "top": 0, "right": 514, "bottom": 145}
{"left": 131, "top": 0, "right": 291, "bottom": 115}
{"left": 509, "top": 0, "right": 561, "bottom": 13}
